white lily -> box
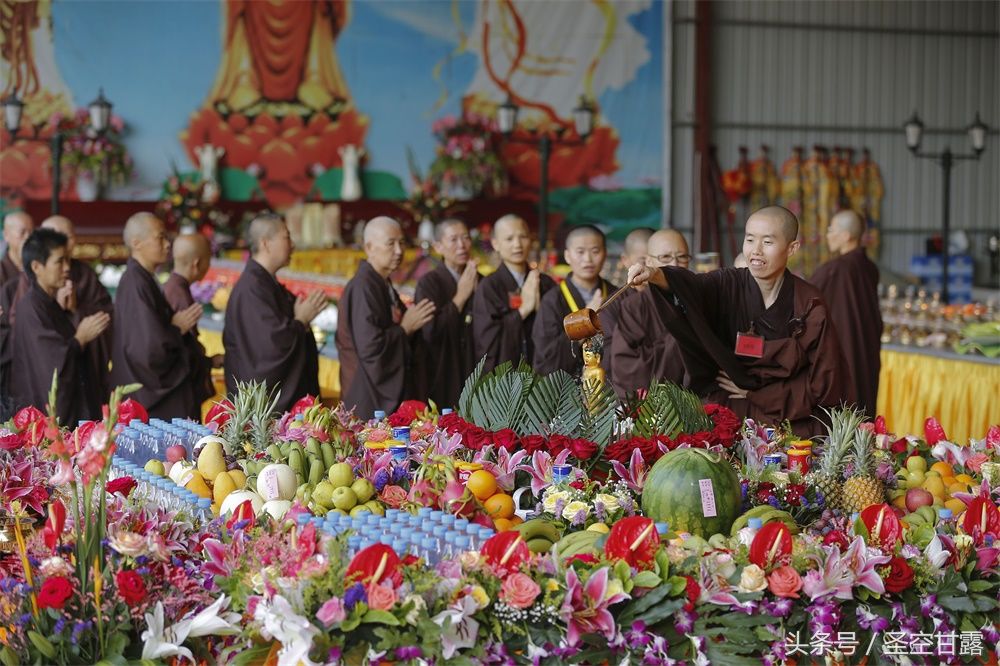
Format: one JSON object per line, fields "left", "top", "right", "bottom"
{"left": 141, "top": 595, "right": 241, "bottom": 662}
{"left": 924, "top": 535, "right": 950, "bottom": 572}
{"left": 432, "top": 595, "right": 480, "bottom": 659}
{"left": 254, "top": 594, "right": 319, "bottom": 666}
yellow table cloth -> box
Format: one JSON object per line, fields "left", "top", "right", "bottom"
{"left": 197, "top": 329, "right": 341, "bottom": 419}
{"left": 877, "top": 347, "right": 1000, "bottom": 444}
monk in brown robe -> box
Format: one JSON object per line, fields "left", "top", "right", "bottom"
{"left": 610, "top": 229, "right": 690, "bottom": 397}
{"left": 111, "top": 213, "right": 202, "bottom": 419}
{"left": 224, "top": 214, "right": 324, "bottom": 412}
{"left": 811, "top": 209, "right": 882, "bottom": 418}
{"left": 532, "top": 225, "right": 618, "bottom": 377}
{"left": 628, "top": 206, "right": 850, "bottom": 437}
{"left": 337, "top": 217, "right": 435, "bottom": 419}
{"left": 610, "top": 227, "right": 655, "bottom": 287}
{"left": 473, "top": 215, "right": 555, "bottom": 371}
{"left": 0, "top": 211, "right": 33, "bottom": 288}
{"left": 40, "top": 216, "right": 114, "bottom": 396}
{"left": 413, "top": 219, "right": 478, "bottom": 409}
{"left": 12, "top": 229, "right": 110, "bottom": 424}
{"left": 164, "top": 234, "right": 222, "bottom": 410}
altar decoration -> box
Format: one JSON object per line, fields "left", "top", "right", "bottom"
{"left": 49, "top": 107, "right": 133, "bottom": 200}
{"left": 155, "top": 171, "right": 233, "bottom": 239}
{"left": 427, "top": 114, "right": 507, "bottom": 200}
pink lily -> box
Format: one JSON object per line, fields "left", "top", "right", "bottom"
{"left": 517, "top": 449, "right": 571, "bottom": 497}
{"left": 560, "top": 566, "right": 629, "bottom": 646}
{"left": 426, "top": 430, "right": 465, "bottom": 457}
{"left": 473, "top": 446, "right": 528, "bottom": 492}
{"left": 356, "top": 449, "right": 393, "bottom": 483}
{"left": 611, "top": 448, "right": 648, "bottom": 494}
{"left": 697, "top": 561, "right": 740, "bottom": 607}
{"left": 805, "top": 537, "right": 889, "bottom": 601}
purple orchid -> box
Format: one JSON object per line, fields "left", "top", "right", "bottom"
{"left": 611, "top": 447, "right": 649, "bottom": 494}
{"left": 517, "top": 449, "right": 571, "bottom": 497}
{"left": 560, "top": 566, "right": 629, "bottom": 646}
{"left": 856, "top": 604, "right": 889, "bottom": 632}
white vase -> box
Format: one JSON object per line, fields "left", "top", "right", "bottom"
{"left": 76, "top": 172, "right": 99, "bottom": 201}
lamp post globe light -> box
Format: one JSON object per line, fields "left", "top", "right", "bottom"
{"left": 52, "top": 89, "right": 113, "bottom": 214}
{"left": 903, "top": 111, "right": 990, "bottom": 304}
{"left": 1, "top": 91, "right": 24, "bottom": 139}
{"left": 495, "top": 94, "right": 595, "bottom": 254}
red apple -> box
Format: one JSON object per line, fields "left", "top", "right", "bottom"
{"left": 166, "top": 445, "right": 188, "bottom": 463}
{"left": 905, "top": 488, "right": 934, "bottom": 513}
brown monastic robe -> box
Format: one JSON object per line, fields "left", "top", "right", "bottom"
{"left": 413, "top": 262, "right": 474, "bottom": 409}
{"left": 647, "top": 267, "right": 851, "bottom": 437}
{"left": 0, "top": 275, "right": 26, "bottom": 417}
{"left": 223, "top": 258, "right": 320, "bottom": 413}
{"left": 610, "top": 289, "right": 689, "bottom": 398}
{"left": 163, "top": 273, "right": 216, "bottom": 408}
{"left": 810, "top": 247, "right": 882, "bottom": 418}
{"left": 0, "top": 252, "right": 19, "bottom": 288}
{"left": 472, "top": 264, "right": 555, "bottom": 372}
{"left": 13, "top": 282, "right": 100, "bottom": 425}
{"left": 336, "top": 260, "right": 411, "bottom": 419}
{"left": 531, "top": 275, "right": 618, "bottom": 377}
{"left": 111, "top": 258, "right": 199, "bottom": 419}
{"left": 67, "top": 259, "right": 113, "bottom": 397}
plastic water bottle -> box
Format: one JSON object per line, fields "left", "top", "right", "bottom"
{"left": 420, "top": 537, "right": 438, "bottom": 565}
{"left": 454, "top": 535, "right": 471, "bottom": 555}
{"left": 738, "top": 518, "right": 763, "bottom": 547}
{"left": 937, "top": 508, "right": 955, "bottom": 534}
{"left": 196, "top": 498, "right": 212, "bottom": 523}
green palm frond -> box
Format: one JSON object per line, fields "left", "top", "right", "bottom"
{"left": 458, "top": 356, "right": 488, "bottom": 417}
{"left": 632, "top": 381, "right": 710, "bottom": 439}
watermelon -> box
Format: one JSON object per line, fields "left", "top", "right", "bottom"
{"left": 640, "top": 448, "right": 742, "bottom": 538}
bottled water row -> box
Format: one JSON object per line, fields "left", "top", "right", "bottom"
{"left": 298, "top": 506, "right": 496, "bottom": 564}
{"left": 107, "top": 454, "right": 214, "bottom": 523}
{"left": 115, "top": 418, "right": 213, "bottom": 466}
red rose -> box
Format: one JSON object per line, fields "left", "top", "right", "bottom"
{"left": 646, "top": 437, "right": 670, "bottom": 459}
{"left": 116, "top": 569, "right": 147, "bottom": 606}
{"left": 883, "top": 556, "right": 914, "bottom": 594}
{"left": 823, "top": 530, "right": 850, "bottom": 550}
{"left": 520, "top": 434, "right": 547, "bottom": 454}
{"left": 784, "top": 483, "right": 805, "bottom": 507}
{"left": 568, "top": 438, "right": 598, "bottom": 461}
{"left": 13, "top": 406, "right": 46, "bottom": 431}
{"left": 603, "top": 439, "right": 631, "bottom": 463}
{"left": 387, "top": 412, "right": 411, "bottom": 427}
{"left": 389, "top": 400, "right": 426, "bottom": 427}
{"left": 891, "top": 439, "right": 909, "bottom": 455}
{"left": 548, "top": 434, "right": 572, "bottom": 455}
{"left": 464, "top": 426, "right": 490, "bottom": 451}
{"left": 38, "top": 576, "right": 74, "bottom": 609}
{"left": 676, "top": 432, "right": 712, "bottom": 449}
{"left": 106, "top": 476, "right": 137, "bottom": 497}
{"left": 492, "top": 429, "right": 519, "bottom": 451}
{"left": 438, "top": 413, "right": 464, "bottom": 434}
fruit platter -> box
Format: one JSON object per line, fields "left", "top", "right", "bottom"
{"left": 0, "top": 367, "right": 998, "bottom": 665}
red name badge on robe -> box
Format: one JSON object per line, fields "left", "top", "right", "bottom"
{"left": 508, "top": 292, "right": 523, "bottom": 310}
{"left": 391, "top": 306, "right": 402, "bottom": 324}
{"left": 735, "top": 331, "right": 764, "bottom": 358}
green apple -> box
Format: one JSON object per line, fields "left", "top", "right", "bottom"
{"left": 905, "top": 470, "right": 925, "bottom": 487}
{"left": 312, "top": 481, "right": 336, "bottom": 509}
{"left": 363, "top": 500, "right": 384, "bottom": 516}
{"left": 330, "top": 508, "right": 349, "bottom": 516}
{"left": 144, "top": 459, "right": 165, "bottom": 476}
{"left": 349, "top": 504, "right": 372, "bottom": 518}
{"left": 905, "top": 456, "right": 927, "bottom": 473}
{"left": 351, "top": 478, "right": 376, "bottom": 504}
{"left": 328, "top": 462, "right": 355, "bottom": 488}
{"left": 331, "top": 486, "right": 358, "bottom": 511}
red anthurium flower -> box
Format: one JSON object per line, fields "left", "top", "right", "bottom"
{"left": 860, "top": 504, "right": 903, "bottom": 548}
{"left": 346, "top": 544, "right": 403, "bottom": 587}
{"left": 749, "top": 522, "right": 792, "bottom": 570}
{"left": 226, "top": 500, "right": 256, "bottom": 531}
{"left": 13, "top": 406, "right": 46, "bottom": 431}
{"left": 104, "top": 398, "right": 148, "bottom": 425}
{"left": 604, "top": 516, "right": 659, "bottom": 570}
{"left": 290, "top": 395, "right": 317, "bottom": 418}
{"left": 481, "top": 531, "right": 530, "bottom": 576}
{"left": 923, "top": 417, "right": 948, "bottom": 445}
{"left": 961, "top": 497, "right": 1000, "bottom": 546}
{"left": 106, "top": 476, "right": 137, "bottom": 497}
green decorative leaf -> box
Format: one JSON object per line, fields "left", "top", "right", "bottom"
{"left": 362, "top": 609, "right": 401, "bottom": 626}
{"left": 968, "top": 579, "right": 994, "bottom": 593}
{"left": 938, "top": 595, "right": 977, "bottom": 612}
{"left": 0, "top": 646, "right": 19, "bottom": 666}
{"left": 632, "top": 570, "right": 662, "bottom": 589}
{"left": 458, "top": 356, "right": 488, "bottom": 418}
{"left": 27, "top": 631, "right": 55, "bottom": 660}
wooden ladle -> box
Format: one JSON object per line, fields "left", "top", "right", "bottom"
{"left": 563, "top": 283, "right": 632, "bottom": 340}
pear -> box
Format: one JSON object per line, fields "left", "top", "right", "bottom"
{"left": 213, "top": 472, "right": 238, "bottom": 506}
{"left": 197, "top": 440, "right": 227, "bottom": 483}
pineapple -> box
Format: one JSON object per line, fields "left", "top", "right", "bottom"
{"left": 841, "top": 427, "right": 885, "bottom": 512}
{"left": 807, "top": 408, "right": 864, "bottom": 511}
{"left": 221, "top": 380, "right": 279, "bottom": 456}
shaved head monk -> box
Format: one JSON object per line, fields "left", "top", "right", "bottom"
{"left": 629, "top": 206, "right": 850, "bottom": 436}
{"left": 224, "top": 214, "right": 322, "bottom": 412}
{"left": 111, "top": 213, "right": 202, "bottom": 418}
{"left": 39, "top": 215, "right": 114, "bottom": 395}
{"left": 532, "top": 225, "right": 618, "bottom": 377}
{"left": 165, "top": 234, "right": 221, "bottom": 410}
{"left": 337, "top": 216, "right": 435, "bottom": 418}
{"left": 412, "top": 219, "right": 478, "bottom": 408}
{"left": 610, "top": 229, "right": 690, "bottom": 397}
{"left": 12, "top": 229, "right": 110, "bottom": 423}
{"left": 473, "top": 214, "right": 555, "bottom": 371}
{"left": 1, "top": 211, "right": 33, "bottom": 287}
{"left": 811, "top": 209, "right": 882, "bottom": 417}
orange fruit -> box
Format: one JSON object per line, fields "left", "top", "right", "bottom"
{"left": 510, "top": 515, "right": 524, "bottom": 526}
{"left": 466, "top": 470, "right": 498, "bottom": 501}
{"left": 930, "top": 461, "right": 953, "bottom": 477}
{"left": 954, "top": 473, "right": 975, "bottom": 485}
{"left": 947, "top": 481, "right": 967, "bottom": 496}
{"left": 945, "top": 498, "right": 966, "bottom": 515}
{"left": 493, "top": 517, "right": 514, "bottom": 532}
{"left": 484, "top": 492, "right": 515, "bottom": 519}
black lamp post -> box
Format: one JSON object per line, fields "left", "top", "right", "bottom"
{"left": 904, "top": 111, "right": 988, "bottom": 304}
{"left": 52, "top": 88, "right": 113, "bottom": 214}
{"left": 1, "top": 91, "right": 24, "bottom": 140}
{"left": 496, "top": 95, "right": 595, "bottom": 251}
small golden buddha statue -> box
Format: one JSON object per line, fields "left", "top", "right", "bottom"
{"left": 581, "top": 336, "right": 605, "bottom": 406}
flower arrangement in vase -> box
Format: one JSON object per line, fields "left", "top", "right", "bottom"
{"left": 427, "top": 113, "right": 507, "bottom": 199}
{"left": 155, "top": 170, "right": 233, "bottom": 243}
{"left": 48, "top": 109, "right": 133, "bottom": 200}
